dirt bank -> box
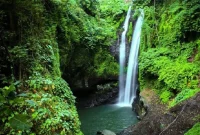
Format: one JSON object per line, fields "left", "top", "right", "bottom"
{"left": 119, "top": 90, "right": 200, "bottom": 135}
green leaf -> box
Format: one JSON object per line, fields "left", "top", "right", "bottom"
{"left": 26, "top": 100, "right": 36, "bottom": 106}
{"left": 32, "top": 112, "right": 38, "bottom": 119}
{"left": 9, "top": 114, "right": 33, "bottom": 130}
{"left": 0, "top": 95, "right": 5, "bottom": 103}
{"left": 18, "top": 93, "right": 28, "bottom": 97}
{"left": 9, "top": 84, "right": 16, "bottom": 91}
{"left": 14, "top": 81, "right": 21, "bottom": 86}
{"left": 2, "top": 85, "right": 15, "bottom": 97}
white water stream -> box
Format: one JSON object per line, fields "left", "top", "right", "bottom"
{"left": 119, "top": 6, "right": 132, "bottom": 103}
{"left": 118, "top": 9, "right": 144, "bottom": 106}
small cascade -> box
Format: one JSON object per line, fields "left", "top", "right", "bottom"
{"left": 118, "top": 9, "right": 144, "bottom": 106}
{"left": 119, "top": 6, "right": 132, "bottom": 102}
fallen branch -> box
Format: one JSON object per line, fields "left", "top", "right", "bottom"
{"left": 159, "top": 103, "right": 187, "bottom": 135}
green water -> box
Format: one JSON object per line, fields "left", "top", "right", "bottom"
{"left": 78, "top": 104, "right": 138, "bottom": 135}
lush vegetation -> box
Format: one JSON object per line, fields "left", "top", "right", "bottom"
{"left": 59, "top": 0, "right": 130, "bottom": 87}
{"left": 0, "top": 0, "right": 83, "bottom": 134}
{"left": 0, "top": 0, "right": 130, "bottom": 134}
{"left": 134, "top": 0, "right": 200, "bottom": 106}
{"left": 1, "top": 0, "right": 200, "bottom": 134}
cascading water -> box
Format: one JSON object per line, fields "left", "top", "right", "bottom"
{"left": 119, "top": 6, "right": 132, "bottom": 102}
{"left": 118, "top": 9, "right": 144, "bottom": 106}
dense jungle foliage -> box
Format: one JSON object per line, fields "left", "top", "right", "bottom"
{"left": 135, "top": 0, "right": 200, "bottom": 133}
{"left": 0, "top": 0, "right": 129, "bottom": 134}
{"left": 1, "top": 0, "right": 200, "bottom": 134}
{"left": 135, "top": 0, "right": 200, "bottom": 106}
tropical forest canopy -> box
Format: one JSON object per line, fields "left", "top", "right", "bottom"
{"left": 0, "top": 0, "right": 129, "bottom": 134}
{"left": 0, "top": 0, "right": 200, "bottom": 134}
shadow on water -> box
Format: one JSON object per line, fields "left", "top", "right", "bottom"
{"left": 78, "top": 104, "right": 138, "bottom": 135}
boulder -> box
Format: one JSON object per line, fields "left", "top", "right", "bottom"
{"left": 97, "top": 130, "right": 116, "bottom": 135}
{"left": 132, "top": 96, "right": 148, "bottom": 120}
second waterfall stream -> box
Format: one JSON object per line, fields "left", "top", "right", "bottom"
{"left": 118, "top": 7, "right": 144, "bottom": 106}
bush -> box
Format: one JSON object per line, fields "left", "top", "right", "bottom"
{"left": 184, "top": 122, "right": 200, "bottom": 135}
{"left": 170, "top": 89, "right": 200, "bottom": 107}
{"left": 94, "top": 48, "right": 119, "bottom": 77}
{"left": 0, "top": 78, "right": 82, "bottom": 135}
{"left": 160, "top": 90, "right": 173, "bottom": 103}
{"left": 137, "top": 0, "right": 200, "bottom": 105}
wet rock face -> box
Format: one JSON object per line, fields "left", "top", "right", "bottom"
{"left": 75, "top": 86, "right": 118, "bottom": 109}
{"left": 132, "top": 96, "right": 148, "bottom": 120}
{"left": 118, "top": 91, "right": 200, "bottom": 135}
{"left": 110, "top": 39, "right": 120, "bottom": 60}
{"left": 132, "top": 86, "right": 148, "bottom": 120}
{"left": 110, "top": 36, "right": 131, "bottom": 63}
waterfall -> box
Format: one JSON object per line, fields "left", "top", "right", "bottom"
{"left": 119, "top": 6, "right": 132, "bottom": 103}
{"left": 118, "top": 9, "right": 144, "bottom": 106}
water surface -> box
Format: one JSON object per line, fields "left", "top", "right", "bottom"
{"left": 78, "top": 104, "right": 138, "bottom": 135}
